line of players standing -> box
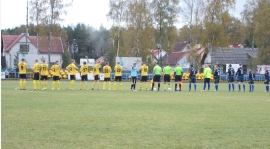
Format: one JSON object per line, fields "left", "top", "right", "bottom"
{"left": 17, "top": 56, "right": 269, "bottom": 92}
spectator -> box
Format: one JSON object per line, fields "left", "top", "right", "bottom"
{"left": 5, "top": 69, "right": 9, "bottom": 78}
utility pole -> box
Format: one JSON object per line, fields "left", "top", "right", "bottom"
{"left": 26, "top": 0, "right": 29, "bottom": 52}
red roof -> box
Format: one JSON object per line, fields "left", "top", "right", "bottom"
{"left": 2, "top": 33, "right": 64, "bottom": 54}
{"left": 96, "top": 56, "right": 105, "bottom": 63}
{"left": 162, "top": 52, "right": 186, "bottom": 65}
{"left": 173, "top": 41, "right": 189, "bottom": 52}
{"left": 152, "top": 50, "right": 161, "bottom": 56}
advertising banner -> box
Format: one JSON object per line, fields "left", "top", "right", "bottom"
{"left": 80, "top": 59, "right": 95, "bottom": 66}
{"left": 256, "top": 65, "right": 270, "bottom": 74}
{"left": 115, "top": 57, "right": 142, "bottom": 71}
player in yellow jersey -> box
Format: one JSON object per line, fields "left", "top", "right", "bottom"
{"left": 114, "top": 62, "right": 123, "bottom": 90}
{"left": 103, "top": 62, "right": 112, "bottom": 90}
{"left": 140, "top": 63, "right": 149, "bottom": 91}
{"left": 91, "top": 61, "right": 101, "bottom": 90}
{"left": 50, "top": 61, "right": 63, "bottom": 90}
{"left": 66, "top": 60, "right": 78, "bottom": 90}
{"left": 18, "top": 58, "right": 27, "bottom": 90}
{"left": 40, "top": 59, "right": 49, "bottom": 90}
{"left": 80, "top": 56, "right": 90, "bottom": 90}
{"left": 32, "top": 59, "right": 40, "bottom": 90}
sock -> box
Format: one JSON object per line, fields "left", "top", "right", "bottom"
{"left": 120, "top": 83, "right": 123, "bottom": 90}
{"left": 97, "top": 82, "right": 100, "bottom": 89}
{"left": 23, "top": 80, "right": 26, "bottom": 88}
{"left": 175, "top": 84, "right": 177, "bottom": 90}
{"left": 70, "top": 81, "right": 72, "bottom": 89}
{"left": 52, "top": 81, "right": 55, "bottom": 89}
{"left": 45, "top": 81, "right": 47, "bottom": 88}
{"left": 103, "top": 82, "right": 106, "bottom": 89}
{"left": 179, "top": 83, "right": 181, "bottom": 90}
{"left": 249, "top": 85, "right": 251, "bottom": 91}
{"left": 84, "top": 82, "right": 87, "bottom": 89}
{"left": 203, "top": 82, "right": 206, "bottom": 90}
{"left": 228, "top": 84, "right": 231, "bottom": 91}
{"left": 238, "top": 84, "right": 241, "bottom": 90}
{"left": 145, "top": 84, "right": 148, "bottom": 90}
{"left": 72, "top": 80, "right": 75, "bottom": 88}
{"left": 189, "top": 84, "right": 191, "bottom": 91}
{"left": 243, "top": 84, "right": 245, "bottom": 91}
{"left": 252, "top": 85, "right": 254, "bottom": 92}
{"left": 208, "top": 83, "right": 210, "bottom": 90}
{"left": 194, "top": 84, "right": 196, "bottom": 91}
{"left": 232, "top": 84, "right": 235, "bottom": 91}
{"left": 33, "top": 80, "right": 36, "bottom": 89}
{"left": 57, "top": 80, "right": 60, "bottom": 89}
{"left": 168, "top": 84, "right": 170, "bottom": 89}
{"left": 158, "top": 83, "right": 160, "bottom": 90}
{"left": 267, "top": 86, "right": 269, "bottom": 91}
{"left": 152, "top": 83, "right": 155, "bottom": 90}
{"left": 114, "top": 83, "right": 116, "bottom": 90}
{"left": 108, "top": 82, "right": 111, "bottom": 90}
{"left": 131, "top": 84, "right": 133, "bottom": 89}
{"left": 37, "top": 81, "right": 40, "bottom": 89}
{"left": 134, "top": 83, "right": 136, "bottom": 90}
{"left": 42, "top": 81, "right": 45, "bottom": 88}
{"left": 140, "top": 82, "right": 142, "bottom": 90}
{"left": 92, "top": 82, "right": 96, "bottom": 88}
{"left": 80, "top": 82, "right": 83, "bottom": 89}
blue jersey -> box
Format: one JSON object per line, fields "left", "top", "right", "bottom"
{"left": 265, "top": 70, "right": 269, "bottom": 80}
{"left": 131, "top": 66, "right": 137, "bottom": 77}
{"left": 227, "top": 68, "right": 235, "bottom": 77}
{"left": 189, "top": 68, "right": 197, "bottom": 77}
{"left": 249, "top": 71, "right": 255, "bottom": 80}
{"left": 214, "top": 68, "right": 221, "bottom": 78}
{"left": 236, "top": 67, "right": 244, "bottom": 77}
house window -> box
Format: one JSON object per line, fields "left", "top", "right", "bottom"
{"left": 187, "top": 46, "right": 190, "bottom": 49}
{"left": 20, "top": 44, "right": 29, "bottom": 54}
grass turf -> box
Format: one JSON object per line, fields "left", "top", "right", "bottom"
{"left": 1, "top": 80, "right": 270, "bottom": 149}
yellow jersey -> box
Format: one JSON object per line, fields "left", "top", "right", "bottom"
{"left": 103, "top": 65, "right": 112, "bottom": 78}
{"left": 18, "top": 62, "right": 27, "bottom": 74}
{"left": 50, "top": 65, "right": 60, "bottom": 76}
{"left": 80, "top": 64, "right": 89, "bottom": 76}
{"left": 114, "top": 65, "right": 122, "bottom": 76}
{"left": 33, "top": 63, "right": 40, "bottom": 73}
{"left": 93, "top": 63, "right": 100, "bottom": 76}
{"left": 40, "top": 63, "right": 49, "bottom": 76}
{"left": 140, "top": 65, "right": 148, "bottom": 76}
{"left": 66, "top": 63, "right": 77, "bottom": 75}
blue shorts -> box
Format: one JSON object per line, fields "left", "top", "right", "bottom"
{"left": 228, "top": 76, "right": 234, "bottom": 83}
{"left": 214, "top": 77, "right": 220, "bottom": 84}
{"left": 249, "top": 80, "right": 254, "bottom": 84}
{"left": 189, "top": 76, "right": 196, "bottom": 83}
{"left": 238, "top": 76, "right": 244, "bottom": 82}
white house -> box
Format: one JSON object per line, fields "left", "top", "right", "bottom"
{"left": 2, "top": 33, "right": 64, "bottom": 69}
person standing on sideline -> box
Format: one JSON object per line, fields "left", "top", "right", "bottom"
{"left": 114, "top": 62, "right": 123, "bottom": 90}
{"left": 202, "top": 64, "right": 212, "bottom": 91}
{"left": 174, "top": 63, "right": 183, "bottom": 91}
{"left": 163, "top": 63, "right": 173, "bottom": 91}
{"left": 50, "top": 61, "right": 63, "bottom": 90}
{"left": 248, "top": 68, "right": 255, "bottom": 92}
{"left": 189, "top": 65, "right": 197, "bottom": 91}
{"left": 235, "top": 63, "right": 246, "bottom": 92}
{"left": 227, "top": 64, "right": 235, "bottom": 92}
{"left": 151, "top": 62, "right": 162, "bottom": 91}
{"left": 32, "top": 59, "right": 40, "bottom": 90}
{"left": 66, "top": 60, "right": 78, "bottom": 90}
{"left": 18, "top": 58, "right": 27, "bottom": 90}
{"left": 5, "top": 69, "right": 9, "bottom": 78}
{"left": 139, "top": 63, "right": 149, "bottom": 91}
{"left": 264, "top": 67, "right": 269, "bottom": 92}
{"left": 80, "top": 56, "right": 90, "bottom": 90}
{"left": 213, "top": 64, "right": 221, "bottom": 91}
{"left": 40, "top": 59, "right": 49, "bottom": 90}
{"left": 92, "top": 61, "right": 101, "bottom": 90}
{"left": 103, "top": 62, "right": 112, "bottom": 90}
{"left": 130, "top": 63, "right": 138, "bottom": 91}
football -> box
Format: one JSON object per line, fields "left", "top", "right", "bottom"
{"left": 168, "top": 88, "right": 171, "bottom": 91}
{"left": 153, "top": 88, "right": 157, "bottom": 91}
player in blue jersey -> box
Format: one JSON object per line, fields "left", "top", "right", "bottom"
{"left": 130, "top": 63, "right": 138, "bottom": 91}
{"left": 248, "top": 68, "right": 255, "bottom": 92}
{"left": 264, "top": 67, "right": 269, "bottom": 92}
{"left": 213, "top": 64, "right": 221, "bottom": 91}
{"left": 189, "top": 65, "right": 197, "bottom": 91}
{"left": 235, "top": 63, "right": 246, "bottom": 92}
{"left": 227, "top": 64, "right": 235, "bottom": 92}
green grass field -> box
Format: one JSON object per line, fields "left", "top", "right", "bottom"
{"left": 1, "top": 80, "right": 270, "bottom": 149}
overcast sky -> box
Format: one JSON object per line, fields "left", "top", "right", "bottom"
{"left": 0, "top": 0, "right": 246, "bottom": 30}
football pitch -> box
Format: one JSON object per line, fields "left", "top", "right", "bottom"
{"left": 1, "top": 80, "right": 270, "bottom": 149}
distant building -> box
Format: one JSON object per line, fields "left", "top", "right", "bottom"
{"left": 2, "top": 33, "right": 64, "bottom": 68}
